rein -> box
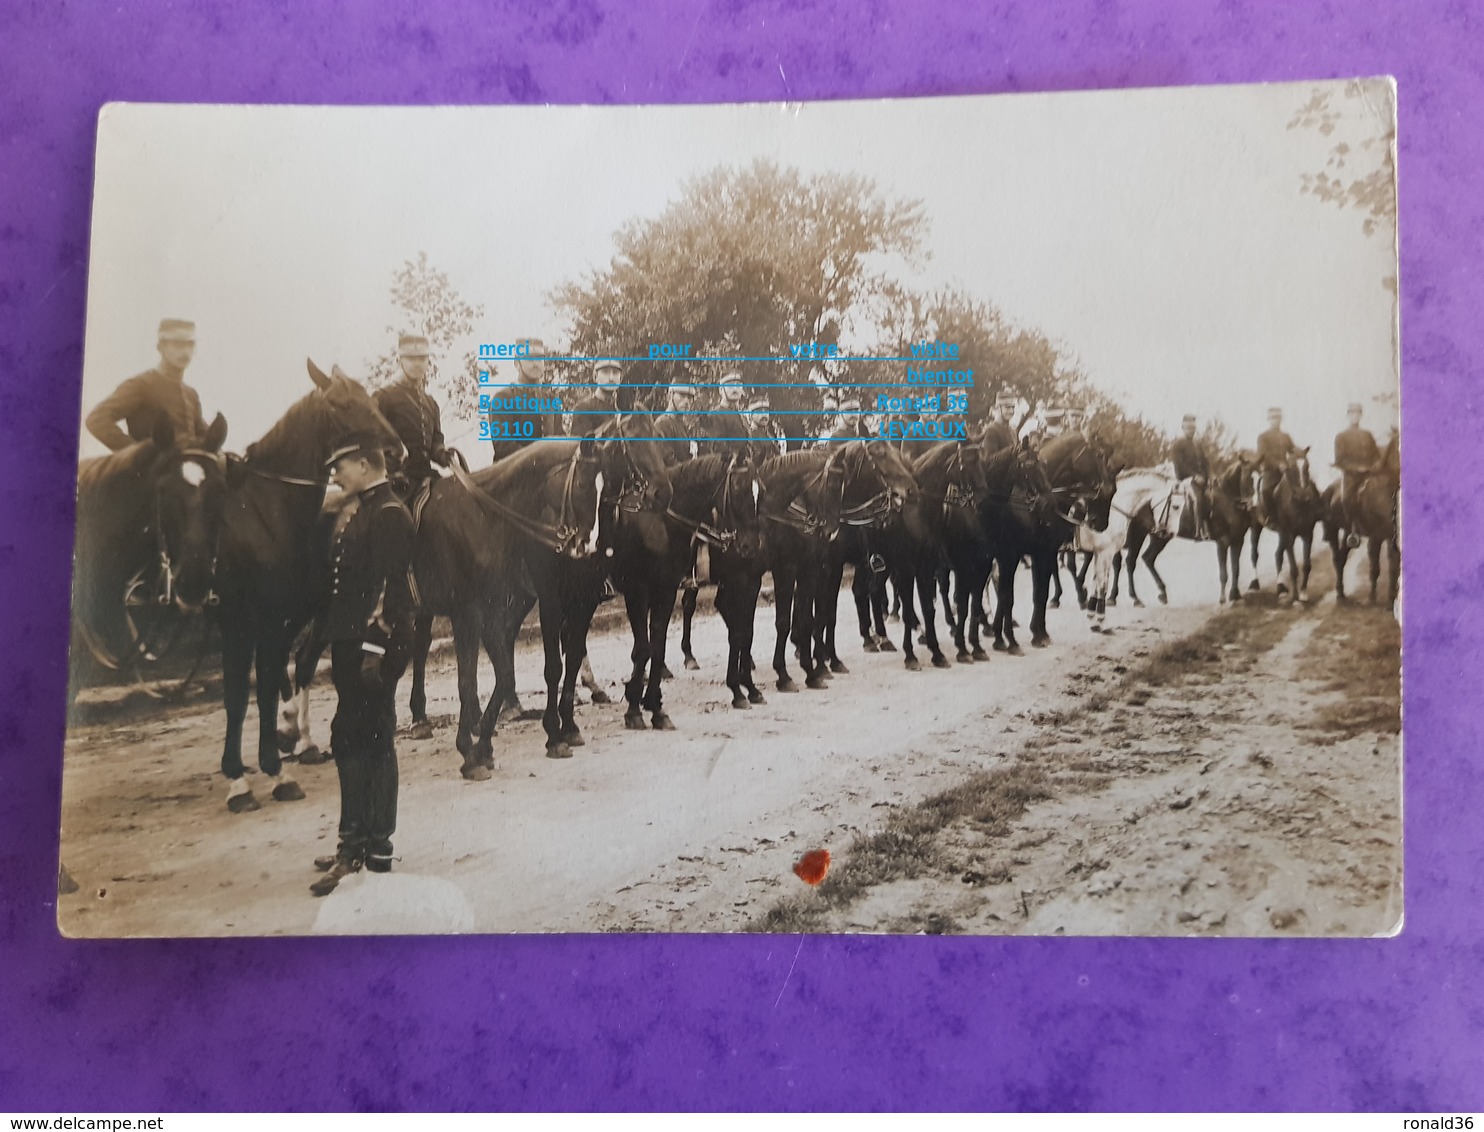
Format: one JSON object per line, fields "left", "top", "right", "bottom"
{"left": 449, "top": 446, "right": 593, "bottom": 556}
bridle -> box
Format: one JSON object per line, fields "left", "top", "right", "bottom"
{"left": 764, "top": 451, "right": 847, "bottom": 539}
{"left": 150, "top": 449, "right": 225, "bottom": 610}
{"left": 664, "top": 454, "right": 755, "bottom": 549}
{"left": 449, "top": 444, "right": 600, "bottom": 557}
{"left": 839, "top": 441, "right": 912, "bottom": 528}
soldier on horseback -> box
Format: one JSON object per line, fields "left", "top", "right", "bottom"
{"left": 375, "top": 333, "right": 448, "bottom": 502}
{"left": 1170, "top": 413, "right": 1212, "bottom": 539}
{"left": 1254, "top": 406, "right": 1298, "bottom": 527}
{"left": 568, "top": 358, "right": 622, "bottom": 435}
{"left": 488, "top": 337, "right": 560, "bottom": 461}
{"left": 1334, "top": 401, "right": 1381, "bottom": 549}
{"left": 981, "top": 388, "right": 1019, "bottom": 455}
{"left": 744, "top": 392, "right": 788, "bottom": 462}
{"left": 813, "top": 390, "right": 841, "bottom": 447}
{"left": 708, "top": 371, "right": 751, "bottom": 450}
{"left": 653, "top": 380, "right": 703, "bottom": 467}
{"left": 86, "top": 318, "right": 210, "bottom": 452}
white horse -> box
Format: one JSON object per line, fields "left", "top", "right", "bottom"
{"left": 1075, "top": 463, "right": 1192, "bottom": 632}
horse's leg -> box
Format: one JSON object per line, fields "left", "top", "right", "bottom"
{"left": 536, "top": 588, "right": 569, "bottom": 756}
{"left": 680, "top": 581, "right": 700, "bottom": 670}
{"left": 1050, "top": 554, "right": 1065, "bottom": 609}
{"left": 797, "top": 556, "right": 827, "bottom": 689}
{"left": 938, "top": 565, "right": 955, "bottom": 634}
{"left": 1030, "top": 549, "right": 1054, "bottom": 647}
{"left": 916, "top": 560, "right": 950, "bottom": 668}
{"left": 895, "top": 561, "right": 921, "bottom": 670}
{"left": 253, "top": 627, "right": 302, "bottom": 801}
{"left": 645, "top": 585, "right": 679, "bottom": 729}
{"left": 853, "top": 563, "right": 878, "bottom": 651}
{"left": 451, "top": 608, "right": 489, "bottom": 780}
{"left": 497, "top": 591, "right": 536, "bottom": 719}
{"left": 406, "top": 613, "right": 435, "bottom": 740}
{"left": 475, "top": 616, "right": 513, "bottom": 766}
{"left": 1388, "top": 537, "right": 1400, "bottom": 608}
{"left": 716, "top": 572, "right": 746, "bottom": 709}
{"left": 218, "top": 606, "right": 260, "bottom": 811}
{"left": 1368, "top": 537, "right": 1382, "bottom": 604}
{"left": 1248, "top": 526, "right": 1262, "bottom": 591}
{"left": 994, "top": 555, "right": 1018, "bottom": 653}
{"left": 1073, "top": 551, "right": 1091, "bottom": 610}
{"left": 952, "top": 566, "right": 972, "bottom": 662}
{"left": 1216, "top": 538, "right": 1229, "bottom": 604}
{"left": 872, "top": 566, "right": 894, "bottom": 649}
{"left": 622, "top": 588, "right": 650, "bottom": 730}
{"left": 1144, "top": 537, "right": 1170, "bottom": 605}
{"left": 1332, "top": 534, "right": 1350, "bottom": 603}
{"left": 1299, "top": 533, "right": 1313, "bottom": 603}
{"left": 741, "top": 565, "right": 766, "bottom": 703}
{"left": 968, "top": 564, "right": 989, "bottom": 660}
{"left": 772, "top": 567, "right": 798, "bottom": 692}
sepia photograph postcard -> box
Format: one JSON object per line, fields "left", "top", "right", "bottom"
{"left": 59, "top": 81, "right": 1401, "bottom": 938}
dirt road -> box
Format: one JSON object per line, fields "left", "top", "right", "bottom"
{"left": 57, "top": 540, "right": 1400, "bottom": 937}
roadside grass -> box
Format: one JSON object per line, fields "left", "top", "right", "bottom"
{"left": 1300, "top": 600, "right": 1401, "bottom": 741}
{"left": 749, "top": 549, "right": 1348, "bottom": 935}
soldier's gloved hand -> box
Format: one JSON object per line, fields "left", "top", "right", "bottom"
{"left": 360, "top": 648, "right": 384, "bottom": 690}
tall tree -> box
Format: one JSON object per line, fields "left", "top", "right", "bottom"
{"left": 365, "top": 252, "right": 486, "bottom": 422}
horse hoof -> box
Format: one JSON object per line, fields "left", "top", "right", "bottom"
{"left": 904, "top": 656, "right": 921, "bottom": 672}
{"left": 931, "top": 655, "right": 951, "bottom": 669}
{"left": 972, "top": 647, "right": 989, "bottom": 661}
{"left": 878, "top": 639, "right": 897, "bottom": 653}
{"left": 1106, "top": 597, "right": 1118, "bottom": 608}
{"left": 408, "top": 720, "right": 434, "bottom": 741}
{"left": 297, "top": 744, "right": 327, "bottom": 765}
{"left": 748, "top": 689, "right": 767, "bottom": 705}
{"left": 830, "top": 659, "right": 849, "bottom": 674}
{"left": 226, "top": 788, "right": 260, "bottom": 814}
{"left": 1048, "top": 600, "right": 1060, "bottom": 609}
{"left": 1009, "top": 644, "right": 1025, "bottom": 656}
{"left": 1132, "top": 599, "right": 1144, "bottom": 609}
{"left": 589, "top": 689, "right": 612, "bottom": 705}
{"left": 561, "top": 728, "right": 586, "bottom": 748}
{"left": 624, "top": 713, "right": 648, "bottom": 730}
{"left": 684, "top": 656, "right": 700, "bottom": 671}
{"left": 862, "top": 638, "right": 880, "bottom": 653}
{"left": 271, "top": 779, "right": 305, "bottom": 803}
{"left": 546, "top": 742, "right": 574, "bottom": 760}
{"left": 956, "top": 650, "right": 972, "bottom": 664}
{"left": 1090, "top": 624, "right": 1102, "bottom": 634}
{"left": 1031, "top": 636, "right": 1049, "bottom": 649}
{"left": 805, "top": 672, "right": 829, "bottom": 690}
{"left": 993, "top": 640, "right": 1008, "bottom": 653}
{"left": 777, "top": 678, "right": 799, "bottom": 693}
{"left": 659, "top": 664, "right": 675, "bottom": 680}
{"left": 732, "top": 695, "right": 750, "bottom": 709}
{"left": 1157, "top": 593, "right": 1168, "bottom": 605}
{"left": 460, "top": 762, "right": 491, "bottom": 782}
{"left": 888, "top": 612, "right": 900, "bottom": 623}
{"left": 651, "top": 713, "right": 676, "bottom": 731}
{"left": 1077, "top": 599, "right": 1088, "bottom": 611}
{"left": 1248, "top": 581, "right": 1260, "bottom": 592}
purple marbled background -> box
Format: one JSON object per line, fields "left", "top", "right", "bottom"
{"left": 1, "top": 0, "right": 1478, "bottom": 1111}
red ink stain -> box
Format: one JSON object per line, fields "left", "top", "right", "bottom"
{"left": 793, "top": 849, "right": 830, "bottom": 886}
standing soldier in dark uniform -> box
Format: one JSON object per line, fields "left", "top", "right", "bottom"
{"left": 310, "top": 433, "right": 417, "bottom": 897}
{"left": 981, "top": 388, "right": 1019, "bottom": 455}
{"left": 568, "top": 359, "right": 622, "bottom": 436}
{"left": 654, "top": 381, "right": 702, "bottom": 467}
{"left": 1334, "top": 401, "right": 1381, "bottom": 548}
{"left": 1254, "top": 406, "right": 1297, "bottom": 526}
{"left": 374, "top": 333, "right": 448, "bottom": 499}
{"left": 813, "top": 391, "right": 840, "bottom": 447}
{"left": 488, "top": 338, "right": 559, "bottom": 462}
{"left": 86, "top": 318, "right": 210, "bottom": 451}
{"left": 1170, "top": 413, "right": 1213, "bottom": 539}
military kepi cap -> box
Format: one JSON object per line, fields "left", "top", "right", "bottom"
{"left": 1347, "top": 402, "right": 1363, "bottom": 413}
{"left": 995, "top": 388, "right": 1018, "bottom": 404}
{"left": 747, "top": 393, "right": 770, "bottom": 411}
{"left": 398, "top": 333, "right": 431, "bottom": 358}
{"left": 1268, "top": 406, "right": 1283, "bottom": 415}
{"left": 323, "top": 430, "right": 386, "bottom": 470}
{"left": 594, "top": 359, "right": 623, "bottom": 377}
{"left": 158, "top": 318, "right": 195, "bottom": 343}
{"left": 719, "top": 372, "right": 744, "bottom": 387}
{"left": 1182, "top": 413, "right": 1197, "bottom": 423}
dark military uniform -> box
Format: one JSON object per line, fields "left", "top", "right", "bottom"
{"left": 567, "top": 391, "right": 618, "bottom": 436}
{"left": 488, "top": 387, "right": 560, "bottom": 462}
{"left": 85, "top": 368, "right": 209, "bottom": 452}
{"left": 1255, "top": 425, "right": 1297, "bottom": 520}
{"left": 980, "top": 420, "right": 1018, "bottom": 456}
{"left": 1170, "top": 435, "right": 1211, "bottom": 481}
{"left": 323, "top": 480, "right": 416, "bottom": 872}
{"left": 654, "top": 409, "right": 704, "bottom": 467}
{"left": 374, "top": 380, "right": 445, "bottom": 487}
{"left": 1334, "top": 423, "right": 1381, "bottom": 527}
{"left": 744, "top": 417, "right": 786, "bottom": 465}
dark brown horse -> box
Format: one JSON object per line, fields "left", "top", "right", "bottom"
{"left": 70, "top": 413, "right": 230, "bottom": 693}
{"left": 1251, "top": 448, "right": 1324, "bottom": 605}
{"left": 217, "top": 361, "right": 399, "bottom": 812}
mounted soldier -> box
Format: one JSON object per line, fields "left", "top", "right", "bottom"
{"left": 653, "top": 381, "right": 703, "bottom": 467}
{"left": 488, "top": 337, "right": 559, "bottom": 462}
{"left": 813, "top": 390, "right": 840, "bottom": 447}
{"left": 374, "top": 333, "right": 448, "bottom": 503}
{"left": 744, "top": 392, "right": 788, "bottom": 463}
{"left": 708, "top": 371, "right": 751, "bottom": 453}
{"left": 1170, "top": 413, "right": 1213, "bottom": 539}
{"left": 1062, "top": 405, "right": 1087, "bottom": 439}
{"left": 309, "top": 431, "right": 417, "bottom": 897}
{"left": 568, "top": 359, "right": 622, "bottom": 436}
{"left": 981, "top": 388, "right": 1019, "bottom": 455}
{"left": 86, "top": 318, "right": 210, "bottom": 453}
{"left": 1334, "top": 401, "right": 1381, "bottom": 549}
{"left": 1254, "top": 406, "right": 1298, "bottom": 526}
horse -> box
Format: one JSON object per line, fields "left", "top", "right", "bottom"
{"left": 1074, "top": 464, "right": 1190, "bottom": 632}
{"left": 756, "top": 449, "right": 847, "bottom": 691}
{"left": 1324, "top": 432, "right": 1400, "bottom": 606}
{"left": 1206, "top": 456, "right": 1257, "bottom": 603}
{"left": 216, "top": 361, "right": 400, "bottom": 812}
{"left": 662, "top": 453, "right": 767, "bottom": 710}
{"left": 70, "top": 413, "right": 230, "bottom": 695}
{"left": 1262, "top": 448, "right": 1325, "bottom": 605}
{"left": 613, "top": 451, "right": 756, "bottom": 728}
{"left": 993, "top": 432, "right": 1112, "bottom": 652}
{"left": 816, "top": 439, "right": 920, "bottom": 670}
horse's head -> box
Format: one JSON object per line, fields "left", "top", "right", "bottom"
{"left": 148, "top": 412, "right": 229, "bottom": 609}
{"left": 847, "top": 437, "right": 920, "bottom": 512}
{"left": 720, "top": 453, "right": 764, "bottom": 558}
{"left": 595, "top": 413, "right": 673, "bottom": 513}
{"left": 307, "top": 359, "right": 400, "bottom": 465}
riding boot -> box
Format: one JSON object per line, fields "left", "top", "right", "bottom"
{"left": 310, "top": 853, "right": 361, "bottom": 896}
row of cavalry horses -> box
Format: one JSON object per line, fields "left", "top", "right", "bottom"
{"left": 70, "top": 362, "right": 1401, "bottom": 812}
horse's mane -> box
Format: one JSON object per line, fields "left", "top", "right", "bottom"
{"left": 758, "top": 449, "right": 833, "bottom": 506}
{"left": 475, "top": 439, "right": 581, "bottom": 494}
{"left": 245, "top": 386, "right": 329, "bottom": 469}
{"left": 1115, "top": 463, "right": 1176, "bottom": 482}
{"left": 911, "top": 440, "right": 961, "bottom": 477}
{"left": 1215, "top": 458, "right": 1249, "bottom": 493}
{"left": 670, "top": 454, "right": 734, "bottom": 493}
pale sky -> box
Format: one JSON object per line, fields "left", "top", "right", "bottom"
{"left": 80, "top": 82, "right": 1399, "bottom": 474}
